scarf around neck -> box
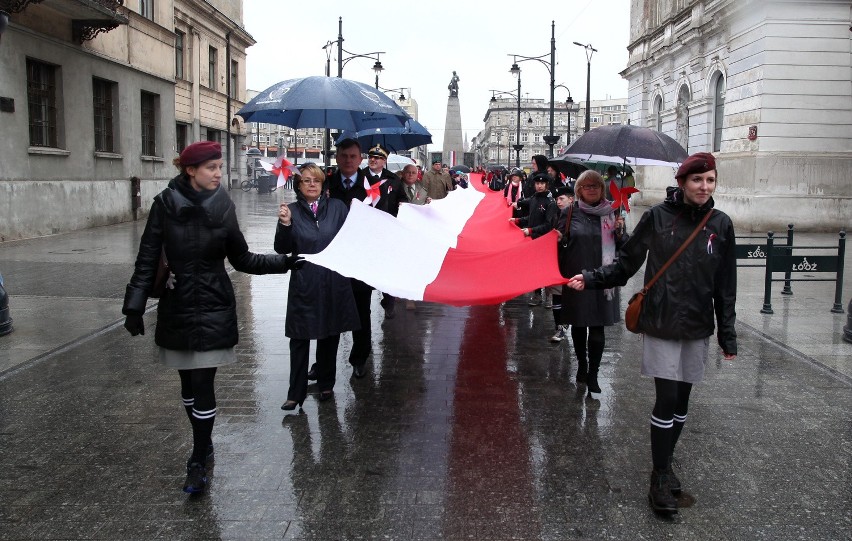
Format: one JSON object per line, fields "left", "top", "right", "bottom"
{"left": 578, "top": 198, "right": 618, "bottom": 300}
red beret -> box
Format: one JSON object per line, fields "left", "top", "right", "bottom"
{"left": 179, "top": 141, "right": 222, "bottom": 167}
{"left": 675, "top": 152, "right": 716, "bottom": 180}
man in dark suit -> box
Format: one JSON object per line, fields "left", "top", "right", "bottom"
{"left": 324, "top": 141, "right": 407, "bottom": 379}
{"left": 360, "top": 144, "right": 408, "bottom": 321}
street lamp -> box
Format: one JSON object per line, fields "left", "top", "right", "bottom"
{"left": 573, "top": 41, "right": 597, "bottom": 133}
{"left": 555, "top": 84, "right": 580, "bottom": 146}
{"left": 491, "top": 84, "right": 523, "bottom": 168}
{"left": 321, "top": 17, "right": 386, "bottom": 167}
{"left": 509, "top": 21, "right": 557, "bottom": 157}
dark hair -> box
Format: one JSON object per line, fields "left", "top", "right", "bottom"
{"left": 336, "top": 138, "right": 362, "bottom": 153}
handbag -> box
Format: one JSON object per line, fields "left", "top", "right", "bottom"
{"left": 150, "top": 247, "right": 170, "bottom": 299}
{"left": 625, "top": 210, "right": 714, "bottom": 333}
{"left": 556, "top": 203, "right": 575, "bottom": 278}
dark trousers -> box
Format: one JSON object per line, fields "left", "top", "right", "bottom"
{"left": 289, "top": 335, "right": 341, "bottom": 402}
{"left": 350, "top": 284, "right": 373, "bottom": 366}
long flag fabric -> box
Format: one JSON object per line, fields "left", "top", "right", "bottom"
{"left": 305, "top": 174, "right": 568, "bottom": 306}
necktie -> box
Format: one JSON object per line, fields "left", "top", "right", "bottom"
{"left": 345, "top": 178, "right": 352, "bottom": 190}
{"left": 310, "top": 202, "right": 317, "bottom": 216}
{"left": 408, "top": 186, "right": 415, "bottom": 200}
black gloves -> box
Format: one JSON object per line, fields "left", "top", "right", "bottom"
{"left": 285, "top": 254, "right": 306, "bottom": 270}
{"left": 124, "top": 314, "right": 145, "bottom": 336}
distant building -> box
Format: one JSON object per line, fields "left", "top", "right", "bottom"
{"left": 0, "top": 0, "right": 252, "bottom": 241}
{"left": 474, "top": 97, "right": 623, "bottom": 169}
{"left": 623, "top": 0, "right": 850, "bottom": 230}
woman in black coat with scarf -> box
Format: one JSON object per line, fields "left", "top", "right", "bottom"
{"left": 557, "top": 170, "right": 627, "bottom": 394}
{"left": 123, "top": 141, "right": 298, "bottom": 494}
{"left": 275, "top": 164, "right": 359, "bottom": 410}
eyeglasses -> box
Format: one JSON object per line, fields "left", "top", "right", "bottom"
{"left": 578, "top": 184, "right": 601, "bottom": 190}
{"left": 301, "top": 178, "right": 323, "bottom": 185}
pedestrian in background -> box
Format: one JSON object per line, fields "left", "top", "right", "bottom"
{"left": 276, "top": 163, "right": 359, "bottom": 410}
{"left": 422, "top": 160, "right": 454, "bottom": 200}
{"left": 547, "top": 185, "right": 574, "bottom": 343}
{"left": 122, "top": 141, "right": 298, "bottom": 494}
{"left": 565, "top": 152, "right": 737, "bottom": 514}
{"left": 556, "top": 170, "right": 627, "bottom": 393}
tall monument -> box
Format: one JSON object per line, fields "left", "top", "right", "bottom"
{"left": 442, "top": 71, "right": 464, "bottom": 166}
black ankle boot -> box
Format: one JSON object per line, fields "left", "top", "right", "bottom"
{"left": 183, "top": 462, "right": 208, "bottom": 494}
{"left": 586, "top": 358, "right": 601, "bottom": 393}
{"left": 648, "top": 469, "right": 678, "bottom": 513}
{"left": 576, "top": 359, "right": 588, "bottom": 383}
{"left": 666, "top": 456, "right": 682, "bottom": 495}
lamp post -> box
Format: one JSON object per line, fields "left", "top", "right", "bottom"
{"left": 322, "top": 17, "right": 386, "bottom": 167}
{"left": 554, "top": 84, "right": 580, "bottom": 146}
{"left": 573, "top": 41, "right": 597, "bottom": 133}
{"left": 509, "top": 21, "right": 557, "bottom": 157}
{"left": 490, "top": 87, "right": 523, "bottom": 168}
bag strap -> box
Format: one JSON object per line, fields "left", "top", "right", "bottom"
{"left": 640, "top": 210, "right": 713, "bottom": 293}
{"left": 562, "top": 202, "right": 575, "bottom": 240}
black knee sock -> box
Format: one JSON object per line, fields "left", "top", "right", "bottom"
{"left": 190, "top": 413, "right": 215, "bottom": 465}
{"left": 181, "top": 368, "right": 217, "bottom": 465}
{"left": 551, "top": 294, "right": 562, "bottom": 328}
{"left": 671, "top": 381, "right": 693, "bottom": 454}
{"left": 652, "top": 378, "right": 678, "bottom": 470}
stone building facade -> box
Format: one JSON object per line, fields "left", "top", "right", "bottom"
{"left": 0, "top": 0, "right": 252, "bottom": 241}
{"left": 623, "top": 0, "right": 851, "bottom": 231}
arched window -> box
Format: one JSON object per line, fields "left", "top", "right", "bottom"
{"left": 712, "top": 74, "right": 725, "bottom": 152}
{"left": 676, "top": 86, "right": 690, "bottom": 152}
{"left": 653, "top": 95, "right": 663, "bottom": 132}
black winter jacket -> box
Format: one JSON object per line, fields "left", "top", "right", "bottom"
{"left": 123, "top": 175, "right": 289, "bottom": 351}
{"left": 582, "top": 188, "right": 737, "bottom": 354}
{"left": 517, "top": 191, "right": 558, "bottom": 239}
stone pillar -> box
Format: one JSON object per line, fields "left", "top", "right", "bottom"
{"left": 443, "top": 96, "right": 464, "bottom": 166}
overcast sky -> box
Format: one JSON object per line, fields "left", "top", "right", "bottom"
{"left": 243, "top": 0, "right": 631, "bottom": 150}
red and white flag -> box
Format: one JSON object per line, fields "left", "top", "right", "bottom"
{"left": 258, "top": 156, "right": 298, "bottom": 187}
{"left": 305, "top": 174, "right": 568, "bottom": 306}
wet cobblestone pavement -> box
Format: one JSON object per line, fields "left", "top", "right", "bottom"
{"left": 0, "top": 189, "right": 849, "bottom": 540}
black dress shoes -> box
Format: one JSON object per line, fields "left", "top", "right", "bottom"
{"left": 352, "top": 363, "right": 368, "bottom": 379}
{"left": 307, "top": 364, "right": 317, "bottom": 381}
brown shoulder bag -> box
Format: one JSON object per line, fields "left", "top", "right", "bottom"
{"left": 625, "top": 211, "right": 714, "bottom": 333}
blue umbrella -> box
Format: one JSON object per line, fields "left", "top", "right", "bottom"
{"left": 237, "top": 76, "right": 411, "bottom": 131}
{"left": 335, "top": 119, "right": 432, "bottom": 152}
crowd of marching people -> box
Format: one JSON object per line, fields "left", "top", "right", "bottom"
{"left": 123, "top": 139, "right": 736, "bottom": 515}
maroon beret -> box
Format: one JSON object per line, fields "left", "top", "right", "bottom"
{"left": 179, "top": 141, "right": 222, "bottom": 167}
{"left": 675, "top": 152, "right": 716, "bottom": 180}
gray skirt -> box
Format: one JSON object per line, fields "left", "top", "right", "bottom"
{"left": 159, "top": 347, "right": 237, "bottom": 370}
{"left": 641, "top": 335, "right": 710, "bottom": 384}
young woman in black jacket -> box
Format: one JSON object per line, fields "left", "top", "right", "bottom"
{"left": 123, "top": 141, "right": 299, "bottom": 494}
{"left": 566, "top": 153, "right": 737, "bottom": 514}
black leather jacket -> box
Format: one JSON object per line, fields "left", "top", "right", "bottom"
{"left": 582, "top": 187, "right": 737, "bottom": 354}
{"left": 123, "top": 175, "right": 288, "bottom": 351}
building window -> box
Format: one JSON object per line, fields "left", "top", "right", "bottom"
{"left": 653, "top": 95, "right": 663, "bottom": 132}
{"left": 230, "top": 60, "right": 238, "bottom": 99}
{"left": 175, "top": 123, "right": 188, "bottom": 153}
{"left": 141, "top": 91, "right": 158, "bottom": 156}
{"left": 140, "top": 0, "right": 153, "bottom": 20}
{"left": 175, "top": 30, "right": 185, "bottom": 79}
{"left": 521, "top": 132, "right": 528, "bottom": 143}
{"left": 208, "top": 46, "right": 217, "bottom": 89}
{"left": 713, "top": 75, "right": 725, "bottom": 152}
{"left": 92, "top": 78, "right": 116, "bottom": 153}
{"left": 27, "top": 59, "right": 59, "bottom": 148}
{"left": 206, "top": 129, "right": 221, "bottom": 144}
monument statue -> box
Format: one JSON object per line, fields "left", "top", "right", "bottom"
{"left": 448, "top": 71, "right": 460, "bottom": 97}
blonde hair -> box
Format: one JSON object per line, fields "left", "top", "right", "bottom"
{"left": 297, "top": 164, "right": 325, "bottom": 190}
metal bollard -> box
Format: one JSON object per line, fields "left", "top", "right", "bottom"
{"left": 0, "top": 273, "right": 13, "bottom": 336}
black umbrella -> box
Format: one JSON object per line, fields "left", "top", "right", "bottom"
{"left": 561, "top": 125, "right": 687, "bottom": 167}
{"left": 451, "top": 165, "right": 471, "bottom": 173}
{"left": 547, "top": 156, "right": 588, "bottom": 179}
